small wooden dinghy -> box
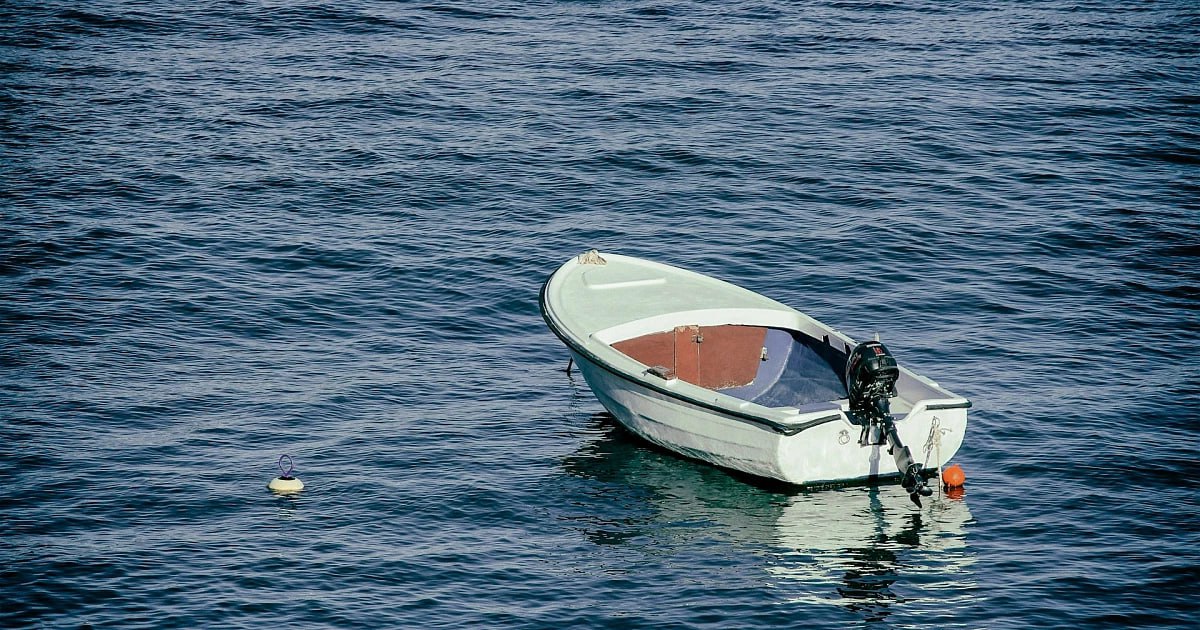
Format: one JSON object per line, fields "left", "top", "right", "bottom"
{"left": 541, "top": 251, "right": 971, "bottom": 504}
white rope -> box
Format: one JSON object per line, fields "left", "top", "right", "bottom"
{"left": 577, "top": 249, "right": 606, "bottom": 265}
{"left": 923, "top": 416, "right": 950, "bottom": 502}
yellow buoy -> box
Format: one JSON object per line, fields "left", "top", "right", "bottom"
{"left": 268, "top": 454, "right": 304, "bottom": 493}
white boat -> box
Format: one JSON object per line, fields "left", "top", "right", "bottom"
{"left": 541, "top": 250, "right": 971, "bottom": 504}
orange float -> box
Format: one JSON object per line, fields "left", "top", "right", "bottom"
{"left": 942, "top": 463, "right": 966, "bottom": 488}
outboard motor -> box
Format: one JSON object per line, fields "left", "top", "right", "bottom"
{"left": 846, "top": 340, "right": 899, "bottom": 420}
{"left": 846, "top": 340, "right": 933, "bottom": 507}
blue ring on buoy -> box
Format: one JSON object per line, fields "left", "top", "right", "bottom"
{"left": 277, "top": 454, "right": 295, "bottom": 480}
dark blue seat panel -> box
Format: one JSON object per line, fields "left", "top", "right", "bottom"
{"left": 719, "top": 329, "right": 848, "bottom": 408}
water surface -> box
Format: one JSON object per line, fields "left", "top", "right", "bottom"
{"left": 2, "top": 1, "right": 1198, "bottom": 627}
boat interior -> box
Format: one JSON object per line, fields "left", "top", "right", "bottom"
{"left": 612, "top": 325, "right": 851, "bottom": 410}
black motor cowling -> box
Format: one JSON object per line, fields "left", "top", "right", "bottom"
{"left": 845, "top": 340, "right": 899, "bottom": 419}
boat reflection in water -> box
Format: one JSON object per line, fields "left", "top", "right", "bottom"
{"left": 560, "top": 414, "right": 976, "bottom": 622}
{"left": 767, "top": 482, "right": 976, "bottom": 622}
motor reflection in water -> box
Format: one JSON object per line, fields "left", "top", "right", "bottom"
{"left": 559, "top": 413, "right": 977, "bottom": 622}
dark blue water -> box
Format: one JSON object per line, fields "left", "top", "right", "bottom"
{"left": 3, "top": 1, "right": 1197, "bottom": 627}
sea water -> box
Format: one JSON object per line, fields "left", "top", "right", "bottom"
{"left": 2, "top": 1, "right": 1197, "bottom": 627}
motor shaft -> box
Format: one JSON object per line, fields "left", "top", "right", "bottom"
{"left": 882, "top": 419, "right": 933, "bottom": 507}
